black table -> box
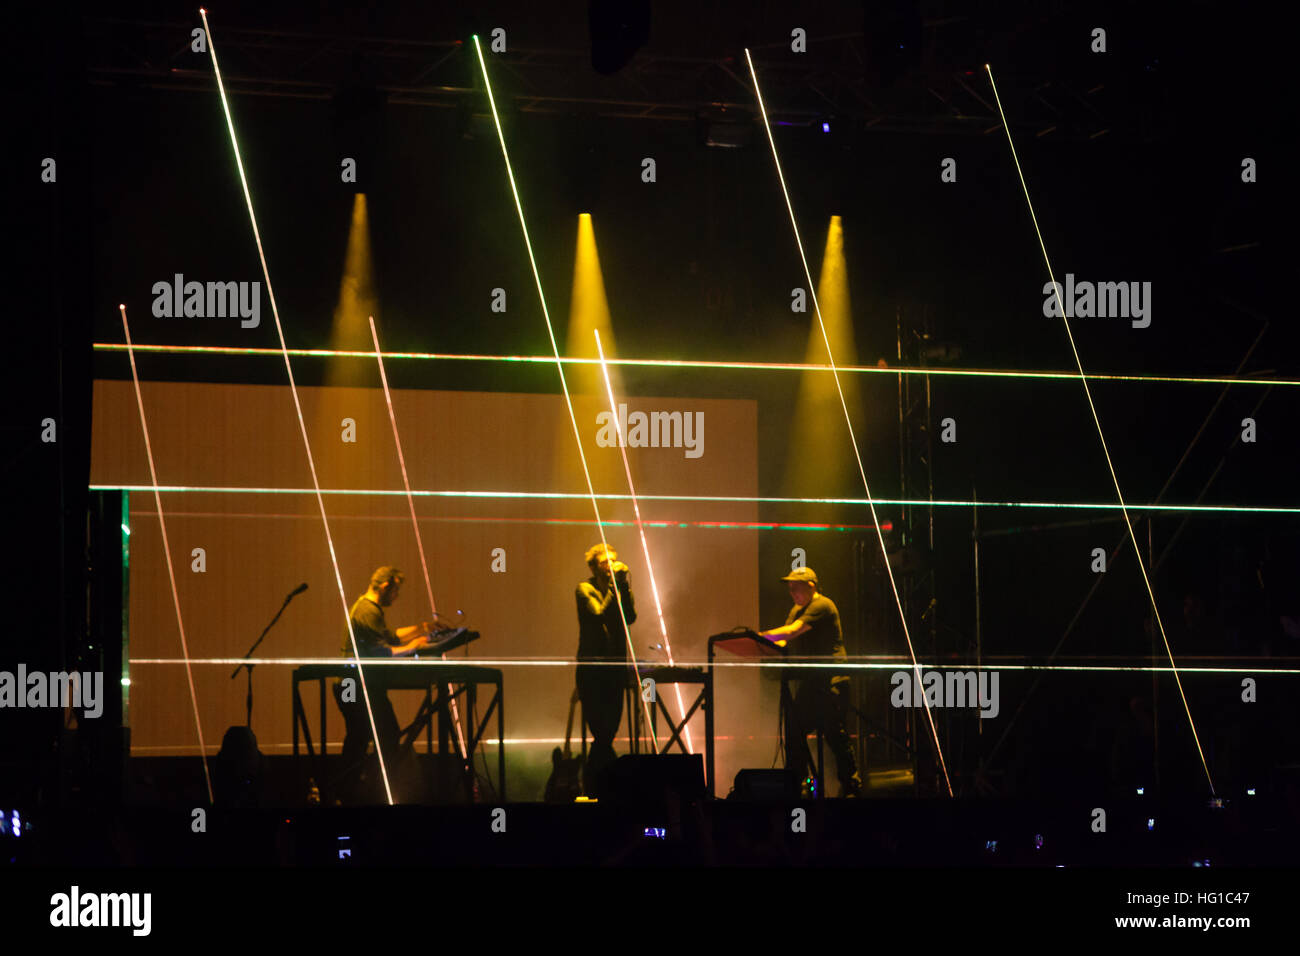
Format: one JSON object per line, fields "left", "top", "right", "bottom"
{"left": 291, "top": 661, "right": 504, "bottom": 802}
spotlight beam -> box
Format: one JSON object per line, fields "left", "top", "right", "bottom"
{"left": 368, "top": 316, "right": 470, "bottom": 762}
{"left": 747, "top": 48, "right": 954, "bottom": 797}
{"left": 91, "top": 343, "right": 1300, "bottom": 388}
{"left": 120, "top": 305, "right": 213, "bottom": 804}
{"left": 594, "top": 330, "right": 694, "bottom": 753}
{"left": 986, "top": 63, "right": 1216, "bottom": 797}
{"left": 472, "top": 35, "right": 657, "bottom": 749}
{"left": 200, "top": 9, "right": 395, "bottom": 804}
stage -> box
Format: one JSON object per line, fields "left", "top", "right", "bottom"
{"left": 7, "top": 0, "right": 1296, "bottom": 942}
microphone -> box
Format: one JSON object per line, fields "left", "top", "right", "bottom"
{"left": 290, "top": 582, "right": 309, "bottom": 597}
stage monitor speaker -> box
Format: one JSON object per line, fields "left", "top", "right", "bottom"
{"left": 604, "top": 754, "right": 705, "bottom": 805}
{"left": 729, "top": 769, "right": 794, "bottom": 800}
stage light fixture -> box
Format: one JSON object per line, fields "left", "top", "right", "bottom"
{"left": 863, "top": 0, "right": 922, "bottom": 88}
{"left": 589, "top": 0, "right": 651, "bottom": 74}
{"left": 331, "top": 78, "right": 386, "bottom": 193}
{"left": 456, "top": 102, "right": 498, "bottom": 142}
{"left": 699, "top": 109, "right": 755, "bottom": 149}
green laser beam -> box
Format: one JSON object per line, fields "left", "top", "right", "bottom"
{"left": 125, "top": 509, "right": 886, "bottom": 532}
{"left": 89, "top": 485, "right": 1300, "bottom": 514}
{"left": 91, "top": 343, "right": 1299, "bottom": 387}
{"left": 125, "top": 657, "right": 1300, "bottom": 675}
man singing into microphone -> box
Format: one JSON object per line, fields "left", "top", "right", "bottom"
{"left": 333, "top": 566, "right": 435, "bottom": 802}
{"left": 575, "top": 544, "right": 637, "bottom": 797}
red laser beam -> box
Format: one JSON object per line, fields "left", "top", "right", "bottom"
{"left": 594, "top": 330, "right": 695, "bottom": 753}
{"left": 120, "top": 305, "right": 213, "bottom": 802}
{"left": 369, "top": 316, "right": 470, "bottom": 762}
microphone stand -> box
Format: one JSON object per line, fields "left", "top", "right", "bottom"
{"left": 232, "top": 586, "right": 305, "bottom": 728}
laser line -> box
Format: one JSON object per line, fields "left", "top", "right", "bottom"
{"left": 91, "top": 342, "right": 1300, "bottom": 388}
{"left": 126, "top": 509, "right": 892, "bottom": 532}
{"left": 595, "top": 329, "right": 693, "bottom": 752}
{"left": 90, "top": 484, "right": 1300, "bottom": 514}
{"left": 472, "top": 34, "right": 656, "bottom": 748}
{"left": 748, "top": 47, "right": 953, "bottom": 796}
{"left": 369, "top": 316, "right": 469, "bottom": 761}
{"left": 987, "top": 63, "right": 1215, "bottom": 796}
{"left": 120, "top": 305, "right": 213, "bottom": 804}
{"left": 126, "top": 657, "right": 1300, "bottom": 676}
{"left": 201, "top": 8, "right": 394, "bottom": 804}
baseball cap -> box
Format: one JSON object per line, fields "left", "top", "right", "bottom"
{"left": 781, "top": 567, "right": 818, "bottom": 585}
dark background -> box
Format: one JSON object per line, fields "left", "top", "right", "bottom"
{"left": 7, "top": 0, "right": 1296, "bottom": 804}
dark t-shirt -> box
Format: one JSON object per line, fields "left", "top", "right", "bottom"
{"left": 575, "top": 576, "right": 637, "bottom": 662}
{"left": 784, "top": 593, "right": 848, "bottom": 683}
{"left": 342, "top": 595, "right": 399, "bottom": 658}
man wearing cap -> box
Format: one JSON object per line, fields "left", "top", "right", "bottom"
{"left": 575, "top": 543, "right": 637, "bottom": 797}
{"left": 760, "top": 566, "right": 863, "bottom": 797}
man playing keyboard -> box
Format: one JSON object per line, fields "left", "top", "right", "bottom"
{"left": 759, "top": 567, "right": 863, "bottom": 798}
{"left": 333, "top": 566, "right": 436, "bottom": 801}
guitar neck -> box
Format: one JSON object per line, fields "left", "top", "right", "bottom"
{"left": 563, "top": 686, "right": 581, "bottom": 755}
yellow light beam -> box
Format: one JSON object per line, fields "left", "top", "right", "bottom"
{"left": 784, "top": 215, "right": 862, "bottom": 498}
{"left": 747, "top": 47, "right": 954, "bottom": 797}
{"left": 327, "top": 193, "right": 377, "bottom": 387}
{"left": 200, "top": 8, "right": 395, "bottom": 804}
{"left": 472, "top": 35, "right": 657, "bottom": 750}
{"left": 567, "top": 214, "right": 621, "bottom": 396}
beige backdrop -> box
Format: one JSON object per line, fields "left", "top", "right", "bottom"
{"left": 90, "top": 379, "right": 772, "bottom": 796}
